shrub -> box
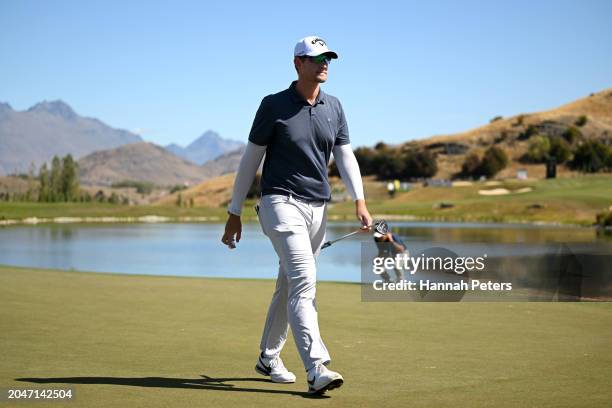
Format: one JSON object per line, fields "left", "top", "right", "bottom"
{"left": 549, "top": 137, "right": 571, "bottom": 163}
{"left": 108, "top": 192, "right": 120, "bottom": 204}
{"left": 517, "top": 125, "right": 537, "bottom": 140}
{"left": 575, "top": 115, "right": 588, "bottom": 127}
{"left": 525, "top": 135, "right": 551, "bottom": 163}
{"left": 169, "top": 184, "right": 188, "bottom": 194}
{"left": 478, "top": 146, "right": 508, "bottom": 177}
{"left": 562, "top": 126, "right": 582, "bottom": 144}
{"left": 490, "top": 115, "right": 503, "bottom": 123}
{"left": 403, "top": 150, "right": 437, "bottom": 178}
{"left": 94, "top": 190, "right": 106, "bottom": 202}
{"left": 459, "top": 153, "right": 481, "bottom": 179}
{"left": 373, "top": 153, "right": 404, "bottom": 180}
{"left": 568, "top": 141, "right": 611, "bottom": 172}
{"left": 595, "top": 211, "right": 612, "bottom": 228}
{"left": 374, "top": 141, "right": 388, "bottom": 151}
{"left": 112, "top": 180, "right": 154, "bottom": 195}
{"left": 353, "top": 147, "right": 377, "bottom": 175}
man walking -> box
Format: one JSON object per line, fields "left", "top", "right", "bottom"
{"left": 221, "top": 36, "right": 372, "bottom": 395}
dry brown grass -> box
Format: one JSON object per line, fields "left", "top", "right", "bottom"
{"left": 407, "top": 88, "right": 612, "bottom": 179}
{"left": 153, "top": 173, "right": 236, "bottom": 207}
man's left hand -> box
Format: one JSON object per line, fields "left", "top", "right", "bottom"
{"left": 355, "top": 199, "right": 373, "bottom": 231}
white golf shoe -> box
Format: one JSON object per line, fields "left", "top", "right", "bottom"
{"left": 255, "top": 352, "right": 296, "bottom": 383}
{"left": 306, "top": 362, "right": 344, "bottom": 395}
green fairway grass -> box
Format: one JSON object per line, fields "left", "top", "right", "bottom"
{"left": 1, "top": 265, "right": 610, "bottom": 407}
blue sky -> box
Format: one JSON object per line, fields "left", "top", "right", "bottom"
{"left": 1, "top": 0, "right": 611, "bottom": 148}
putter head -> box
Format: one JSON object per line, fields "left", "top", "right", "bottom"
{"left": 373, "top": 220, "right": 389, "bottom": 238}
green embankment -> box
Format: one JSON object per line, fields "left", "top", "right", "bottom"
{"left": 329, "top": 174, "right": 612, "bottom": 226}
{"left": 1, "top": 265, "right": 610, "bottom": 407}
{"left": 0, "top": 175, "right": 610, "bottom": 226}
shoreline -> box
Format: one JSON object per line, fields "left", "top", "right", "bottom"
{"left": 0, "top": 213, "right": 597, "bottom": 229}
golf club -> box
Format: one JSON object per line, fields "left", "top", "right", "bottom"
{"left": 321, "top": 220, "right": 388, "bottom": 250}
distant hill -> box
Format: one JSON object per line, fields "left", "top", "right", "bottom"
{"left": 164, "top": 130, "right": 244, "bottom": 165}
{"left": 0, "top": 100, "right": 142, "bottom": 175}
{"left": 153, "top": 173, "right": 237, "bottom": 207}
{"left": 403, "top": 88, "right": 612, "bottom": 179}
{"left": 77, "top": 142, "right": 208, "bottom": 187}
{"left": 200, "top": 145, "right": 258, "bottom": 179}
{"left": 169, "top": 88, "right": 612, "bottom": 208}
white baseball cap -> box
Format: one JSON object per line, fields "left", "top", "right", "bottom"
{"left": 294, "top": 36, "right": 338, "bottom": 59}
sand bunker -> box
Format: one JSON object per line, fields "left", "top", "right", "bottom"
{"left": 478, "top": 187, "right": 533, "bottom": 196}
{"left": 452, "top": 181, "right": 473, "bottom": 187}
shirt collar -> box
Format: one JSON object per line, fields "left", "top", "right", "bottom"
{"left": 289, "top": 81, "right": 326, "bottom": 105}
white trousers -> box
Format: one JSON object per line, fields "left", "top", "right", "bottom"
{"left": 257, "top": 193, "right": 331, "bottom": 371}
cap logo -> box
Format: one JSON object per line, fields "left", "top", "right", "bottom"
{"left": 311, "top": 38, "right": 326, "bottom": 47}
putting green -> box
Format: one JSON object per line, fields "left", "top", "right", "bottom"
{"left": 1, "top": 265, "right": 610, "bottom": 407}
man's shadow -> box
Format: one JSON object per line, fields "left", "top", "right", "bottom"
{"left": 15, "top": 375, "right": 329, "bottom": 399}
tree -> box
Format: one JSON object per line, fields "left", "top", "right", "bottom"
{"left": 374, "top": 141, "right": 388, "bottom": 151}
{"left": 353, "top": 147, "right": 376, "bottom": 175}
{"left": 25, "top": 162, "right": 37, "bottom": 201}
{"left": 38, "top": 163, "right": 50, "bottom": 202}
{"left": 108, "top": 192, "right": 120, "bottom": 204}
{"left": 568, "top": 141, "right": 610, "bottom": 173}
{"left": 525, "top": 135, "right": 551, "bottom": 163}
{"left": 50, "top": 156, "right": 63, "bottom": 202}
{"left": 372, "top": 152, "right": 403, "bottom": 180}
{"left": 562, "top": 127, "right": 582, "bottom": 144}
{"left": 549, "top": 137, "right": 571, "bottom": 163}
{"left": 478, "top": 146, "right": 508, "bottom": 178}
{"left": 94, "top": 190, "right": 106, "bottom": 202}
{"left": 575, "top": 115, "right": 588, "bottom": 127}
{"left": 517, "top": 125, "right": 537, "bottom": 140}
{"left": 403, "top": 149, "right": 437, "bottom": 178}
{"left": 61, "top": 154, "right": 79, "bottom": 201}
{"left": 459, "top": 153, "right": 481, "bottom": 179}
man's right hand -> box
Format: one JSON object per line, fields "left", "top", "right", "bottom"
{"left": 221, "top": 213, "right": 242, "bottom": 249}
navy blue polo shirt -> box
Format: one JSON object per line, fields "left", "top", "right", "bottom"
{"left": 248, "top": 81, "right": 350, "bottom": 202}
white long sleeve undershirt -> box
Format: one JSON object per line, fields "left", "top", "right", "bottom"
{"left": 227, "top": 142, "right": 365, "bottom": 216}
{"left": 227, "top": 141, "right": 266, "bottom": 216}
{"left": 332, "top": 143, "right": 365, "bottom": 201}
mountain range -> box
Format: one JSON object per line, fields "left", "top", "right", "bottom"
{"left": 0, "top": 100, "right": 244, "bottom": 183}
{"left": 0, "top": 100, "right": 142, "bottom": 175}
{"left": 165, "top": 130, "right": 243, "bottom": 165}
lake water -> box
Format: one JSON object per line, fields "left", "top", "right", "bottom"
{"left": 0, "top": 221, "right": 610, "bottom": 283}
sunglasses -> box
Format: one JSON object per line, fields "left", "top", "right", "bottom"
{"left": 302, "top": 54, "right": 332, "bottom": 65}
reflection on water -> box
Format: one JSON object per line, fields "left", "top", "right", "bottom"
{"left": 0, "top": 222, "right": 610, "bottom": 282}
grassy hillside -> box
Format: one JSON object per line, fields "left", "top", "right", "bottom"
{"left": 329, "top": 174, "right": 612, "bottom": 226}
{"left": 1, "top": 265, "right": 610, "bottom": 407}
{"left": 410, "top": 88, "right": 612, "bottom": 179}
